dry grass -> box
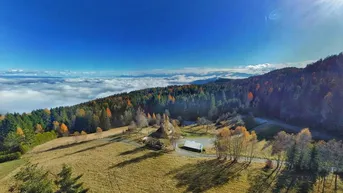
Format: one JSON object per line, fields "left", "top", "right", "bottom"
{"left": 181, "top": 124, "right": 216, "bottom": 137}
{"left": 0, "top": 133, "right": 268, "bottom": 193}
{"left": 1, "top": 125, "right": 341, "bottom": 193}
{"left": 30, "top": 126, "right": 128, "bottom": 153}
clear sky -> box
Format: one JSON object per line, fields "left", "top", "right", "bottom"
{"left": 0, "top": 0, "right": 343, "bottom": 71}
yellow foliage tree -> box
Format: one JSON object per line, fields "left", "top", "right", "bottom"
{"left": 73, "top": 131, "right": 80, "bottom": 136}
{"left": 16, "top": 127, "right": 25, "bottom": 137}
{"left": 43, "top": 108, "right": 51, "bottom": 115}
{"left": 152, "top": 113, "right": 156, "bottom": 119}
{"left": 35, "top": 124, "right": 44, "bottom": 134}
{"left": 52, "top": 121, "right": 60, "bottom": 131}
{"left": 147, "top": 113, "right": 151, "bottom": 119}
{"left": 81, "top": 131, "right": 87, "bottom": 135}
{"left": 76, "top": 108, "right": 86, "bottom": 117}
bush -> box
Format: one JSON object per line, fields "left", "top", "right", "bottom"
{"left": 0, "top": 152, "right": 21, "bottom": 163}
{"left": 33, "top": 131, "right": 57, "bottom": 146}
{"left": 19, "top": 144, "right": 30, "bottom": 154}
{"left": 0, "top": 150, "right": 11, "bottom": 156}
{"left": 96, "top": 127, "right": 102, "bottom": 133}
{"left": 144, "top": 138, "right": 164, "bottom": 150}
{"left": 264, "top": 159, "right": 274, "bottom": 170}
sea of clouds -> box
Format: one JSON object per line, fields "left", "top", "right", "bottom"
{"left": 0, "top": 61, "right": 312, "bottom": 114}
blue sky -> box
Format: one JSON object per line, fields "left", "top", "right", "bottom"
{"left": 0, "top": 0, "right": 343, "bottom": 72}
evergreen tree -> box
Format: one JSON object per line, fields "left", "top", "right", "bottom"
{"left": 55, "top": 164, "right": 89, "bottom": 193}
{"left": 14, "top": 164, "right": 53, "bottom": 193}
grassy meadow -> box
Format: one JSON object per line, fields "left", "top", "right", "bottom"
{"left": 1, "top": 125, "right": 342, "bottom": 193}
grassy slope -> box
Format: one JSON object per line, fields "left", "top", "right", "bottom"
{"left": 1, "top": 126, "right": 342, "bottom": 193}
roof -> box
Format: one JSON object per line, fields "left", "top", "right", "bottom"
{"left": 183, "top": 140, "right": 203, "bottom": 151}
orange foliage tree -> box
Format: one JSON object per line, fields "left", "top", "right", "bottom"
{"left": 127, "top": 99, "right": 132, "bottom": 107}
{"left": 106, "top": 108, "right": 112, "bottom": 118}
{"left": 248, "top": 92, "right": 254, "bottom": 102}
{"left": 60, "top": 123, "right": 69, "bottom": 136}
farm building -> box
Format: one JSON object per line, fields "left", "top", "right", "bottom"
{"left": 182, "top": 140, "right": 204, "bottom": 152}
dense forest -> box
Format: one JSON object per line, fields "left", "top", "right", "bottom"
{"left": 1, "top": 52, "right": 343, "bottom": 154}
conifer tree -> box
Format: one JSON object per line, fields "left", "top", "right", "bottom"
{"left": 55, "top": 164, "right": 89, "bottom": 193}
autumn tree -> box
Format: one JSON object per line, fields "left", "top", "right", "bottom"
{"left": 135, "top": 108, "right": 148, "bottom": 128}
{"left": 16, "top": 127, "right": 25, "bottom": 137}
{"left": 247, "top": 92, "right": 254, "bottom": 105}
{"left": 170, "top": 120, "right": 181, "bottom": 150}
{"left": 295, "top": 128, "right": 312, "bottom": 170}
{"left": 265, "top": 131, "right": 294, "bottom": 168}
{"left": 100, "top": 109, "right": 111, "bottom": 131}
{"left": 35, "top": 124, "right": 44, "bottom": 134}
{"left": 53, "top": 121, "right": 60, "bottom": 131}
{"left": 214, "top": 127, "right": 231, "bottom": 160}
{"left": 231, "top": 126, "right": 250, "bottom": 162}
{"left": 59, "top": 123, "right": 69, "bottom": 137}
{"left": 248, "top": 131, "right": 258, "bottom": 163}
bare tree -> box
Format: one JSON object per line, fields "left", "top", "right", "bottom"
{"left": 135, "top": 108, "right": 148, "bottom": 128}
{"left": 265, "top": 131, "right": 294, "bottom": 168}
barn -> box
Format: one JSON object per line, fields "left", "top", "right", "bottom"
{"left": 182, "top": 140, "right": 204, "bottom": 152}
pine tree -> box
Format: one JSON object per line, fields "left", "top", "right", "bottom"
{"left": 55, "top": 164, "right": 89, "bottom": 193}
{"left": 14, "top": 164, "right": 54, "bottom": 193}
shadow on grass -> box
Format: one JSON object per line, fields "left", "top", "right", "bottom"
{"left": 167, "top": 159, "right": 249, "bottom": 193}
{"left": 247, "top": 167, "right": 282, "bottom": 193}
{"left": 36, "top": 140, "right": 96, "bottom": 154}
{"left": 52, "top": 142, "right": 112, "bottom": 160}
{"left": 248, "top": 166, "right": 318, "bottom": 193}
{"left": 119, "top": 146, "right": 146, "bottom": 156}
{"left": 110, "top": 150, "right": 168, "bottom": 168}
{"left": 271, "top": 170, "right": 317, "bottom": 193}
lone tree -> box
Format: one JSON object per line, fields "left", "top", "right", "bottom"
{"left": 55, "top": 164, "right": 89, "bottom": 193}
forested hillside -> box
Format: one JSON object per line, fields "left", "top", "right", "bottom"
{"left": 1, "top": 52, "right": 343, "bottom": 152}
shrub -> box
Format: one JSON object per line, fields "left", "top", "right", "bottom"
{"left": 128, "top": 121, "right": 137, "bottom": 132}
{"left": 19, "top": 144, "right": 30, "bottom": 154}
{"left": 33, "top": 131, "right": 57, "bottom": 146}
{"left": 0, "top": 150, "right": 11, "bottom": 156}
{"left": 144, "top": 138, "right": 164, "bottom": 150}
{"left": 264, "top": 159, "right": 274, "bottom": 170}
{"left": 96, "top": 127, "right": 102, "bottom": 133}
{"left": 0, "top": 152, "right": 21, "bottom": 163}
